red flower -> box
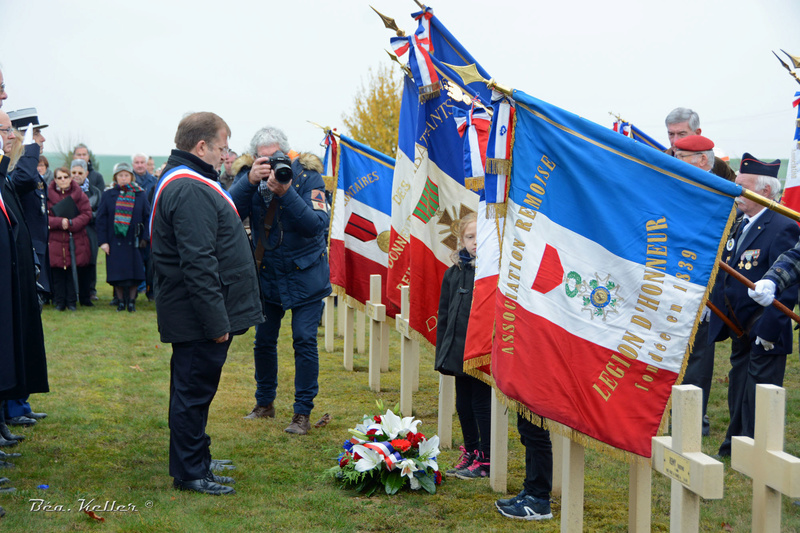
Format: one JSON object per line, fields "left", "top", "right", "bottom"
{"left": 339, "top": 455, "right": 350, "bottom": 467}
{"left": 407, "top": 432, "right": 425, "bottom": 447}
{"left": 353, "top": 452, "right": 362, "bottom": 461}
{"left": 435, "top": 471, "right": 442, "bottom": 485}
{"left": 390, "top": 439, "right": 411, "bottom": 453}
{"left": 373, "top": 415, "right": 382, "bottom": 423}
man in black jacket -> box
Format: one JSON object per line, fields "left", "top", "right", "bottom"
{"left": 151, "top": 112, "right": 263, "bottom": 495}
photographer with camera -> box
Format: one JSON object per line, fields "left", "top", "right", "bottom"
{"left": 230, "top": 126, "right": 331, "bottom": 435}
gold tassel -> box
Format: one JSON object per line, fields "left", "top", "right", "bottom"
{"left": 464, "top": 177, "right": 485, "bottom": 191}
{"left": 418, "top": 81, "right": 442, "bottom": 103}
{"left": 485, "top": 158, "right": 511, "bottom": 176}
{"left": 323, "top": 175, "right": 337, "bottom": 192}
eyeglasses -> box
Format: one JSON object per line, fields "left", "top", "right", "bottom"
{"left": 55, "top": 175, "right": 71, "bottom": 180}
{"left": 0, "top": 126, "right": 13, "bottom": 135}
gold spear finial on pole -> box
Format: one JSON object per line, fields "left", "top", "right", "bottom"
{"left": 307, "top": 121, "right": 339, "bottom": 137}
{"left": 442, "top": 62, "right": 513, "bottom": 96}
{"left": 371, "top": 6, "right": 405, "bottom": 37}
{"left": 608, "top": 111, "right": 625, "bottom": 123}
{"left": 413, "top": 0, "right": 426, "bottom": 9}
{"left": 385, "top": 50, "right": 412, "bottom": 78}
{"left": 772, "top": 50, "right": 800, "bottom": 86}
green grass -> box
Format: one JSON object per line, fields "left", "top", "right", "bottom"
{"left": 3, "top": 256, "right": 800, "bottom": 531}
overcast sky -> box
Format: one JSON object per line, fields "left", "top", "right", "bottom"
{"left": 1, "top": 0, "right": 799, "bottom": 160}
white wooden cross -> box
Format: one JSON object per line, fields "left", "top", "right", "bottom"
{"left": 366, "top": 274, "right": 386, "bottom": 392}
{"left": 652, "top": 385, "right": 724, "bottom": 533}
{"left": 342, "top": 300, "right": 355, "bottom": 371}
{"left": 323, "top": 295, "right": 335, "bottom": 353}
{"left": 437, "top": 374, "right": 455, "bottom": 449}
{"left": 396, "top": 286, "right": 419, "bottom": 417}
{"left": 489, "top": 389, "right": 508, "bottom": 493}
{"left": 732, "top": 384, "right": 800, "bottom": 533}
{"left": 356, "top": 308, "right": 366, "bottom": 354}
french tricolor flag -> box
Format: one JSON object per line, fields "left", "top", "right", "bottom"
{"left": 780, "top": 91, "right": 800, "bottom": 224}
{"left": 328, "top": 135, "right": 398, "bottom": 316}
{"left": 494, "top": 89, "right": 741, "bottom": 458}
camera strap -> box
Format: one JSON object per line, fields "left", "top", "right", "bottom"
{"left": 255, "top": 200, "right": 278, "bottom": 269}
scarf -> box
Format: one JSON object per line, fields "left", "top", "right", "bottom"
{"left": 114, "top": 183, "right": 143, "bottom": 237}
{"left": 80, "top": 180, "right": 90, "bottom": 193}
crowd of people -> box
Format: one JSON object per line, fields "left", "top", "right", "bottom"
{"left": 2, "top": 54, "right": 800, "bottom": 522}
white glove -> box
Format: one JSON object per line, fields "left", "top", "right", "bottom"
{"left": 22, "top": 123, "right": 34, "bottom": 146}
{"left": 755, "top": 336, "right": 775, "bottom": 351}
{"left": 748, "top": 279, "right": 776, "bottom": 307}
{"left": 700, "top": 306, "right": 710, "bottom": 322}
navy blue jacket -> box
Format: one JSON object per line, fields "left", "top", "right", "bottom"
{"left": 229, "top": 154, "right": 331, "bottom": 309}
{"left": 10, "top": 144, "right": 49, "bottom": 290}
{"left": 709, "top": 209, "right": 800, "bottom": 353}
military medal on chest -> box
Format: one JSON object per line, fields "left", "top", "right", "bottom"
{"left": 738, "top": 249, "right": 760, "bottom": 270}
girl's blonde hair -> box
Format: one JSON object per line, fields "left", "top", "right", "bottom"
{"left": 450, "top": 212, "right": 477, "bottom": 264}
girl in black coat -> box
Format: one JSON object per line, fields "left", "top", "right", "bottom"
{"left": 434, "top": 213, "right": 493, "bottom": 479}
{"left": 96, "top": 163, "right": 150, "bottom": 312}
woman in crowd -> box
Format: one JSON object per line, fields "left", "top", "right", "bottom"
{"left": 70, "top": 159, "right": 102, "bottom": 305}
{"left": 96, "top": 162, "right": 149, "bottom": 312}
{"left": 46, "top": 167, "right": 92, "bottom": 311}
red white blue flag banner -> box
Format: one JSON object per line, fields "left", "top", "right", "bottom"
{"left": 493, "top": 89, "right": 741, "bottom": 458}
{"left": 483, "top": 91, "right": 514, "bottom": 206}
{"left": 328, "top": 134, "right": 398, "bottom": 317}
{"left": 780, "top": 91, "right": 800, "bottom": 221}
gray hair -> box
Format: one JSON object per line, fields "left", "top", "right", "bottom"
{"left": 70, "top": 159, "right": 87, "bottom": 170}
{"left": 248, "top": 126, "right": 290, "bottom": 156}
{"left": 73, "top": 143, "right": 89, "bottom": 153}
{"left": 756, "top": 175, "right": 782, "bottom": 201}
{"left": 701, "top": 150, "right": 715, "bottom": 169}
{"left": 131, "top": 152, "right": 148, "bottom": 162}
{"left": 665, "top": 107, "right": 700, "bottom": 131}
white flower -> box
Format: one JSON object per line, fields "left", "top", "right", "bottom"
{"left": 379, "top": 409, "right": 422, "bottom": 440}
{"left": 409, "top": 476, "right": 421, "bottom": 490}
{"left": 398, "top": 458, "right": 418, "bottom": 480}
{"left": 417, "top": 435, "right": 440, "bottom": 471}
{"left": 351, "top": 444, "right": 383, "bottom": 473}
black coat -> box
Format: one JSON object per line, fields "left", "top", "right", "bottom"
{"left": 0, "top": 156, "right": 22, "bottom": 393}
{"left": 151, "top": 150, "right": 263, "bottom": 343}
{"left": 709, "top": 209, "right": 800, "bottom": 352}
{"left": 11, "top": 144, "right": 50, "bottom": 292}
{"left": 434, "top": 250, "right": 475, "bottom": 376}
{"left": 0, "top": 156, "right": 48, "bottom": 399}
{"left": 96, "top": 185, "right": 150, "bottom": 284}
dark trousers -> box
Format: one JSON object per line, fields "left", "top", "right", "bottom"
{"left": 681, "top": 320, "right": 714, "bottom": 417}
{"left": 77, "top": 265, "right": 93, "bottom": 305}
{"left": 51, "top": 267, "right": 77, "bottom": 308}
{"left": 4, "top": 398, "right": 31, "bottom": 418}
{"left": 718, "top": 333, "right": 787, "bottom": 455}
{"left": 455, "top": 375, "right": 492, "bottom": 457}
{"left": 169, "top": 338, "right": 231, "bottom": 481}
{"left": 518, "top": 415, "right": 552, "bottom": 500}
{"left": 253, "top": 299, "right": 322, "bottom": 415}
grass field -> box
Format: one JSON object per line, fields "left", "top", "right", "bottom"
{"left": 3, "top": 255, "right": 800, "bottom": 532}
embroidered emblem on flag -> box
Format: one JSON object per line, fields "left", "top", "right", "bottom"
{"left": 412, "top": 177, "right": 440, "bottom": 223}
{"left": 344, "top": 213, "right": 378, "bottom": 242}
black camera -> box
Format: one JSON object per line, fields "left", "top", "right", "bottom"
{"left": 266, "top": 151, "right": 294, "bottom": 183}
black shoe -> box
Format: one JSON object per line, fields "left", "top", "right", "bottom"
{"left": 55, "top": 304, "right": 65, "bottom": 311}
{"left": 0, "top": 425, "right": 23, "bottom": 442}
{"left": 109, "top": 297, "right": 119, "bottom": 306}
{"left": 0, "top": 451, "right": 20, "bottom": 459}
{"left": 117, "top": 301, "right": 126, "bottom": 312}
{"left": 127, "top": 301, "right": 136, "bottom": 312}
{"left": 0, "top": 460, "right": 14, "bottom": 468}
{"left": 0, "top": 437, "right": 17, "bottom": 448}
{"left": 67, "top": 305, "right": 77, "bottom": 311}
{"left": 25, "top": 412, "right": 47, "bottom": 420}
{"left": 0, "top": 487, "right": 15, "bottom": 495}
{"left": 6, "top": 416, "right": 35, "bottom": 427}
{"left": 209, "top": 472, "right": 235, "bottom": 484}
{"left": 210, "top": 459, "right": 235, "bottom": 471}
{"left": 173, "top": 477, "right": 235, "bottom": 495}
{"left": 80, "top": 300, "right": 94, "bottom": 307}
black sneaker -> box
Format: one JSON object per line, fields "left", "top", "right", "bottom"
{"left": 445, "top": 446, "right": 475, "bottom": 477}
{"left": 496, "top": 489, "right": 529, "bottom": 507}
{"left": 496, "top": 494, "right": 553, "bottom": 521}
{"left": 455, "top": 454, "right": 490, "bottom": 479}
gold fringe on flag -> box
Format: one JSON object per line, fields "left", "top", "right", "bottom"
{"left": 323, "top": 175, "right": 337, "bottom": 192}
{"left": 485, "top": 158, "right": 511, "bottom": 176}
{"left": 418, "top": 81, "right": 442, "bottom": 103}
{"left": 485, "top": 203, "right": 507, "bottom": 219}
{"left": 464, "top": 177, "right": 484, "bottom": 191}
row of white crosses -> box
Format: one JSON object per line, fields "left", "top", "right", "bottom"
{"left": 322, "top": 286, "right": 800, "bottom": 531}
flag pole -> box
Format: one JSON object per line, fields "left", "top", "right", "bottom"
{"left": 719, "top": 261, "right": 800, "bottom": 325}
{"left": 307, "top": 121, "right": 339, "bottom": 138}
{"left": 705, "top": 300, "right": 743, "bottom": 338}
{"left": 772, "top": 50, "right": 800, "bottom": 86}
{"left": 440, "top": 62, "right": 512, "bottom": 96}
{"left": 741, "top": 188, "right": 800, "bottom": 222}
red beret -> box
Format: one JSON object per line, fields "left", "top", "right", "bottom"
{"left": 674, "top": 135, "right": 714, "bottom": 152}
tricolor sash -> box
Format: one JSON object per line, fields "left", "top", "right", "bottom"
{"left": 149, "top": 166, "right": 238, "bottom": 242}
